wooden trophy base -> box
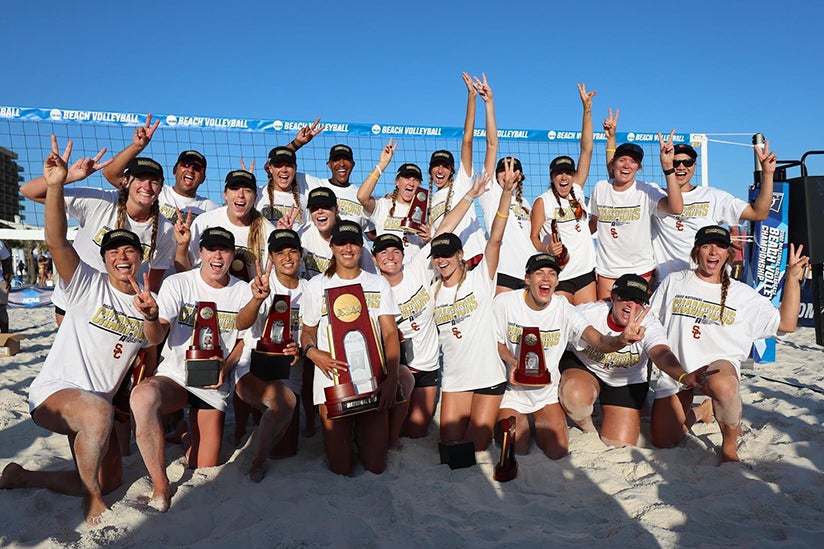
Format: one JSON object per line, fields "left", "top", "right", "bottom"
{"left": 512, "top": 372, "right": 551, "bottom": 386}
{"left": 438, "top": 441, "right": 476, "bottom": 470}
{"left": 494, "top": 417, "right": 518, "bottom": 482}
{"left": 250, "top": 349, "right": 292, "bottom": 381}
{"left": 324, "top": 382, "right": 381, "bottom": 419}
{"left": 399, "top": 219, "right": 424, "bottom": 234}
{"left": 186, "top": 358, "right": 221, "bottom": 387}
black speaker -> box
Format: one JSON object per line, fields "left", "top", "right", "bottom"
{"left": 787, "top": 175, "right": 824, "bottom": 264}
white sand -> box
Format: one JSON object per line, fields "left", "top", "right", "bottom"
{"left": 1, "top": 306, "right": 823, "bottom": 548}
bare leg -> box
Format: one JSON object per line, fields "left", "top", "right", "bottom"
{"left": 571, "top": 280, "right": 598, "bottom": 306}
{"left": 187, "top": 407, "right": 225, "bottom": 468}
{"left": 130, "top": 377, "right": 188, "bottom": 512}
{"left": 402, "top": 385, "right": 437, "bottom": 439}
{"left": 650, "top": 392, "right": 691, "bottom": 448}
{"left": 600, "top": 405, "right": 642, "bottom": 447}
{"left": 301, "top": 359, "right": 317, "bottom": 437}
{"left": 466, "top": 393, "right": 504, "bottom": 451}
{"left": 533, "top": 403, "right": 569, "bottom": 459}
{"left": 596, "top": 276, "right": 615, "bottom": 301}
{"left": 702, "top": 361, "right": 742, "bottom": 463}
{"left": 559, "top": 368, "right": 600, "bottom": 433}
{"left": 355, "top": 409, "right": 390, "bottom": 474}
{"left": 318, "top": 405, "right": 354, "bottom": 475}
{"left": 439, "top": 391, "right": 473, "bottom": 444}
{"left": 388, "top": 366, "right": 414, "bottom": 450}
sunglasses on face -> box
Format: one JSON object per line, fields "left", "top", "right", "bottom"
{"left": 180, "top": 160, "right": 206, "bottom": 173}
{"left": 672, "top": 159, "right": 696, "bottom": 168}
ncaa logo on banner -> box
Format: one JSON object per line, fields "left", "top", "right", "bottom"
{"left": 371, "top": 124, "right": 381, "bottom": 135}
{"left": 165, "top": 115, "right": 178, "bottom": 127}
{"left": 546, "top": 130, "right": 556, "bottom": 140}
{"left": 627, "top": 132, "right": 636, "bottom": 142}
{"left": 273, "top": 120, "right": 284, "bottom": 131}
{"left": 49, "top": 109, "right": 62, "bottom": 121}
{"left": 770, "top": 192, "right": 784, "bottom": 214}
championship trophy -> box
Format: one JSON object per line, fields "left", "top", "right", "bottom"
{"left": 230, "top": 252, "right": 253, "bottom": 282}
{"left": 513, "top": 327, "right": 550, "bottom": 386}
{"left": 399, "top": 188, "right": 429, "bottom": 233}
{"left": 323, "top": 284, "right": 387, "bottom": 419}
{"left": 550, "top": 219, "right": 570, "bottom": 268}
{"left": 185, "top": 301, "right": 222, "bottom": 387}
{"left": 250, "top": 294, "right": 293, "bottom": 381}
{"left": 494, "top": 416, "right": 518, "bottom": 482}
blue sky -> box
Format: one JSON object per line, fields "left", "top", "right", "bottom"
{"left": 3, "top": 0, "right": 822, "bottom": 201}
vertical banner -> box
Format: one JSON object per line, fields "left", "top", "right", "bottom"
{"left": 746, "top": 182, "right": 789, "bottom": 363}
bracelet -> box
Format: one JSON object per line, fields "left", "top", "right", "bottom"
{"left": 663, "top": 168, "right": 676, "bottom": 176}
{"left": 495, "top": 211, "right": 509, "bottom": 220}
{"left": 302, "top": 343, "right": 317, "bottom": 359}
{"left": 290, "top": 139, "right": 299, "bottom": 149}
{"left": 606, "top": 148, "right": 616, "bottom": 152}
{"left": 367, "top": 173, "right": 379, "bottom": 182}
{"left": 374, "top": 164, "right": 383, "bottom": 176}
{"left": 677, "top": 372, "right": 687, "bottom": 385}
{"left": 144, "top": 315, "right": 159, "bottom": 322}
{"left": 461, "top": 194, "right": 473, "bottom": 204}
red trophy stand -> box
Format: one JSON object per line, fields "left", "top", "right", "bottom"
{"left": 513, "top": 327, "right": 551, "bottom": 386}
{"left": 251, "top": 294, "right": 293, "bottom": 381}
{"left": 186, "top": 301, "right": 223, "bottom": 387}
{"left": 494, "top": 416, "right": 518, "bottom": 482}
{"left": 399, "top": 188, "right": 429, "bottom": 233}
{"left": 323, "top": 284, "right": 387, "bottom": 419}
{"left": 550, "top": 219, "right": 570, "bottom": 268}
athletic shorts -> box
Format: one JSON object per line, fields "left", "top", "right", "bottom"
{"left": 496, "top": 272, "right": 525, "bottom": 291}
{"left": 188, "top": 391, "right": 218, "bottom": 410}
{"left": 411, "top": 369, "right": 440, "bottom": 388}
{"left": 500, "top": 383, "right": 559, "bottom": 414}
{"left": 557, "top": 270, "right": 596, "bottom": 294}
{"left": 559, "top": 350, "right": 648, "bottom": 410}
{"left": 474, "top": 382, "right": 507, "bottom": 396}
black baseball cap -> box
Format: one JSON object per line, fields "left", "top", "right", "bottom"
{"left": 429, "top": 150, "right": 455, "bottom": 169}
{"left": 495, "top": 157, "right": 524, "bottom": 177}
{"left": 268, "top": 229, "right": 301, "bottom": 252}
{"left": 372, "top": 233, "right": 404, "bottom": 255}
{"left": 224, "top": 169, "right": 257, "bottom": 191}
{"left": 330, "top": 220, "right": 364, "bottom": 246}
{"left": 124, "top": 157, "right": 164, "bottom": 179}
{"left": 268, "top": 146, "right": 297, "bottom": 166}
{"left": 328, "top": 144, "right": 354, "bottom": 162}
{"left": 613, "top": 143, "right": 644, "bottom": 164}
{"left": 397, "top": 163, "right": 423, "bottom": 180}
{"left": 199, "top": 227, "right": 235, "bottom": 249}
{"left": 99, "top": 229, "right": 143, "bottom": 258}
{"left": 694, "top": 225, "right": 731, "bottom": 248}
{"left": 176, "top": 150, "right": 207, "bottom": 167}
{"left": 525, "top": 253, "right": 562, "bottom": 274}
{"left": 674, "top": 144, "right": 698, "bottom": 159}
{"left": 307, "top": 187, "right": 337, "bottom": 210}
{"left": 429, "top": 233, "right": 463, "bottom": 257}
{"left": 550, "top": 156, "right": 576, "bottom": 175}
{"left": 611, "top": 274, "right": 650, "bottom": 304}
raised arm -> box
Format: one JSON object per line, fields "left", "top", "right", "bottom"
{"left": 778, "top": 243, "right": 810, "bottom": 333}
{"left": 356, "top": 139, "right": 397, "bottom": 216}
{"left": 287, "top": 117, "right": 323, "bottom": 152}
{"left": 657, "top": 130, "right": 684, "bottom": 215}
{"left": 475, "top": 73, "right": 498, "bottom": 179}
{"left": 20, "top": 147, "right": 111, "bottom": 203}
{"left": 42, "top": 136, "right": 81, "bottom": 282}
{"left": 484, "top": 161, "right": 514, "bottom": 278}
{"left": 101, "top": 114, "right": 159, "bottom": 188}
{"left": 435, "top": 172, "right": 489, "bottom": 238}
{"left": 459, "top": 72, "right": 478, "bottom": 178}
{"left": 741, "top": 140, "right": 776, "bottom": 221}
{"left": 575, "top": 83, "right": 596, "bottom": 185}
{"left": 603, "top": 107, "right": 619, "bottom": 177}
{"left": 236, "top": 260, "right": 272, "bottom": 330}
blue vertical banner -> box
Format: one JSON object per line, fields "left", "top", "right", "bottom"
{"left": 746, "top": 182, "right": 789, "bottom": 363}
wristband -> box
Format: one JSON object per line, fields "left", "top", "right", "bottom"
{"left": 290, "top": 139, "right": 299, "bottom": 149}
{"left": 461, "top": 194, "right": 473, "bottom": 204}
{"left": 144, "top": 314, "right": 159, "bottom": 322}
{"left": 677, "top": 372, "right": 687, "bottom": 385}
{"left": 302, "top": 344, "right": 317, "bottom": 359}
{"left": 374, "top": 164, "right": 383, "bottom": 176}
{"left": 495, "top": 211, "right": 509, "bottom": 220}
{"left": 663, "top": 168, "right": 676, "bottom": 176}
{"left": 606, "top": 148, "right": 616, "bottom": 152}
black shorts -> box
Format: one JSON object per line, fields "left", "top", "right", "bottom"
{"left": 559, "top": 350, "right": 648, "bottom": 410}
{"left": 496, "top": 272, "right": 524, "bottom": 290}
{"left": 556, "top": 270, "right": 596, "bottom": 294}
{"left": 188, "top": 392, "right": 218, "bottom": 410}
{"left": 411, "top": 369, "right": 440, "bottom": 388}
{"left": 474, "top": 382, "right": 507, "bottom": 396}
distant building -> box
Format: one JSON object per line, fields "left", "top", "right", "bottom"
{"left": 0, "top": 146, "right": 24, "bottom": 224}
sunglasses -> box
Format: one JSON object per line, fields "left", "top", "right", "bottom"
{"left": 672, "top": 159, "right": 695, "bottom": 168}
{"left": 180, "top": 160, "right": 206, "bottom": 173}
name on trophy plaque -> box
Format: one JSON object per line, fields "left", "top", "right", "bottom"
{"left": 251, "top": 294, "right": 293, "bottom": 381}
{"left": 323, "top": 284, "right": 387, "bottom": 419}
{"left": 186, "top": 301, "right": 223, "bottom": 387}
{"left": 513, "top": 327, "right": 551, "bottom": 386}
{"left": 399, "top": 188, "right": 428, "bottom": 233}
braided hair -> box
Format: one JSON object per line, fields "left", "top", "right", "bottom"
{"left": 388, "top": 187, "right": 399, "bottom": 218}
{"left": 265, "top": 169, "right": 302, "bottom": 225}
{"left": 433, "top": 257, "right": 467, "bottom": 302}
{"left": 550, "top": 180, "right": 580, "bottom": 218}
{"left": 117, "top": 180, "right": 160, "bottom": 266}
{"left": 690, "top": 245, "right": 736, "bottom": 325}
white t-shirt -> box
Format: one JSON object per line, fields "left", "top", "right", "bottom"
{"left": 156, "top": 185, "right": 218, "bottom": 224}
{"left": 570, "top": 300, "right": 670, "bottom": 387}
{"left": 28, "top": 262, "right": 150, "bottom": 411}
{"left": 429, "top": 162, "right": 486, "bottom": 261}
{"left": 255, "top": 177, "right": 310, "bottom": 231}
{"left": 300, "top": 271, "right": 399, "bottom": 405}
{"left": 188, "top": 207, "right": 276, "bottom": 279}
{"left": 367, "top": 197, "right": 427, "bottom": 263}
{"left": 155, "top": 269, "right": 252, "bottom": 411}
{"left": 53, "top": 187, "right": 176, "bottom": 309}
{"left": 304, "top": 173, "right": 372, "bottom": 231}
{"left": 297, "top": 224, "right": 376, "bottom": 279}
{"left": 493, "top": 291, "right": 589, "bottom": 413}
{"left": 652, "top": 185, "right": 749, "bottom": 281}
{"left": 236, "top": 275, "right": 305, "bottom": 396}
{"left": 538, "top": 185, "right": 597, "bottom": 281}
{"left": 388, "top": 246, "right": 439, "bottom": 372}
{"left": 590, "top": 179, "right": 665, "bottom": 278}
{"left": 650, "top": 270, "right": 781, "bottom": 378}
{"left": 480, "top": 182, "right": 534, "bottom": 281}
{"left": 433, "top": 258, "right": 506, "bottom": 392}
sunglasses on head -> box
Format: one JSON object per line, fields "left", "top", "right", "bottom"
{"left": 180, "top": 160, "right": 206, "bottom": 173}
{"left": 672, "top": 159, "right": 695, "bottom": 168}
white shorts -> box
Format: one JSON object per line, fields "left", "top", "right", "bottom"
{"left": 155, "top": 372, "right": 230, "bottom": 412}
{"left": 500, "top": 383, "right": 559, "bottom": 415}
